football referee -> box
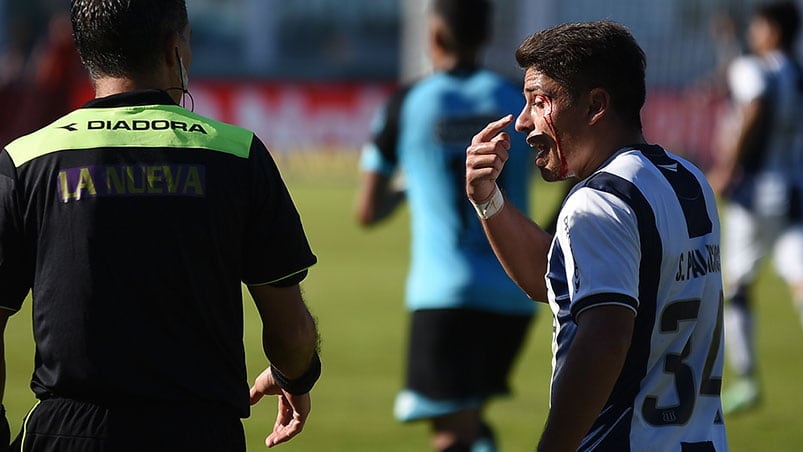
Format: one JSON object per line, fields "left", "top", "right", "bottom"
{"left": 0, "top": 1, "right": 320, "bottom": 450}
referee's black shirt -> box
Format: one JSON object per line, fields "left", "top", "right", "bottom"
{"left": 0, "top": 90, "right": 317, "bottom": 417}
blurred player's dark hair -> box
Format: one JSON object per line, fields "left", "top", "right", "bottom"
{"left": 70, "top": 0, "right": 188, "bottom": 79}
{"left": 754, "top": 1, "right": 801, "bottom": 51}
{"left": 515, "top": 21, "right": 646, "bottom": 130}
{"left": 431, "top": 0, "right": 492, "bottom": 56}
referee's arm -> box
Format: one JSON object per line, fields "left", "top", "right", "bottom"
{"left": 249, "top": 283, "right": 319, "bottom": 381}
{"left": 248, "top": 283, "right": 319, "bottom": 447}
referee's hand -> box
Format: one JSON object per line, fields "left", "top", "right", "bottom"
{"left": 250, "top": 367, "right": 311, "bottom": 448}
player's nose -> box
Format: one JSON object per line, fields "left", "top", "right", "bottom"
{"left": 514, "top": 106, "right": 532, "bottom": 134}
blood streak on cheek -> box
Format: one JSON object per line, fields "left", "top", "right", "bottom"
{"left": 540, "top": 95, "right": 569, "bottom": 178}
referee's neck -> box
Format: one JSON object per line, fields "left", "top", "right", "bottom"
{"left": 92, "top": 73, "right": 172, "bottom": 99}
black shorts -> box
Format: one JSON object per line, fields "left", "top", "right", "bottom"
{"left": 405, "top": 308, "right": 533, "bottom": 401}
{"left": 11, "top": 397, "right": 245, "bottom": 452}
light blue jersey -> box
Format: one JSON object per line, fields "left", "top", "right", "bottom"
{"left": 361, "top": 67, "right": 534, "bottom": 315}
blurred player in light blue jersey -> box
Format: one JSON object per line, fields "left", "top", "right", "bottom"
{"left": 355, "top": 0, "right": 536, "bottom": 450}
{"left": 467, "top": 21, "right": 728, "bottom": 451}
{"left": 708, "top": 0, "right": 803, "bottom": 415}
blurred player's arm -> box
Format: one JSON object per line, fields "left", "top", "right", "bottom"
{"left": 708, "top": 56, "right": 771, "bottom": 196}
{"left": 538, "top": 305, "right": 634, "bottom": 451}
{"left": 708, "top": 97, "right": 767, "bottom": 195}
{"left": 248, "top": 283, "right": 320, "bottom": 448}
{"left": 730, "top": 97, "right": 768, "bottom": 172}
{"left": 466, "top": 115, "right": 552, "bottom": 302}
{"left": 355, "top": 171, "right": 405, "bottom": 226}
{"left": 356, "top": 88, "right": 407, "bottom": 227}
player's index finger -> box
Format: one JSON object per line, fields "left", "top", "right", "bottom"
{"left": 474, "top": 114, "right": 514, "bottom": 144}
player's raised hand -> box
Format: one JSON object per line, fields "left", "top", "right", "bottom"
{"left": 250, "top": 367, "right": 312, "bottom": 448}
{"left": 466, "top": 115, "right": 514, "bottom": 204}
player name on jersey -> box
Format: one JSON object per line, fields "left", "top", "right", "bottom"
{"left": 675, "top": 244, "right": 721, "bottom": 282}
{"left": 58, "top": 164, "right": 206, "bottom": 203}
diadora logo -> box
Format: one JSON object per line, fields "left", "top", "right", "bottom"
{"left": 58, "top": 123, "right": 78, "bottom": 132}
{"left": 656, "top": 163, "right": 678, "bottom": 172}
{"left": 58, "top": 119, "right": 208, "bottom": 134}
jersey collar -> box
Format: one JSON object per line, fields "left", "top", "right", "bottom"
{"left": 82, "top": 90, "right": 178, "bottom": 109}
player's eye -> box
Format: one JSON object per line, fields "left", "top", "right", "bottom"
{"left": 535, "top": 95, "right": 552, "bottom": 115}
{"left": 530, "top": 96, "right": 545, "bottom": 110}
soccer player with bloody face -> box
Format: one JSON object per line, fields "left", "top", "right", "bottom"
{"left": 466, "top": 21, "right": 728, "bottom": 451}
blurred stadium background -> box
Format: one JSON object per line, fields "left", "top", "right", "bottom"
{"left": 2, "top": 1, "right": 803, "bottom": 451}
{"left": 4, "top": 0, "right": 803, "bottom": 169}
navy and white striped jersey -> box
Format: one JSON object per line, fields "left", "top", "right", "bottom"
{"left": 726, "top": 52, "right": 803, "bottom": 216}
{"left": 728, "top": 51, "right": 803, "bottom": 176}
{"left": 546, "top": 145, "right": 728, "bottom": 451}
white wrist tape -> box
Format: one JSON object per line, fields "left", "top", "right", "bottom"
{"left": 472, "top": 184, "right": 504, "bottom": 220}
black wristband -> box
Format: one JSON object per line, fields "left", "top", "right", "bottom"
{"left": 270, "top": 352, "right": 321, "bottom": 395}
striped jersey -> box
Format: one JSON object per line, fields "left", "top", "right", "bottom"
{"left": 361, "top": 66, "right": 535, "bottom": 315}
{"left": 0, "top": 90, "right": 316, "bottom": 417}
{"left": 547, "top": 145, "right": 728, "bottom": 451}
{"left": 726, "top": 52, "right": 803, "bottom": 215}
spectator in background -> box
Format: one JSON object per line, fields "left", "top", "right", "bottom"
{"left": 707, "top": 0, "right": 803, "bottom": 415}
{"left": 29, "top": 12, "right": 91, "bottom": 124}
{"left": 0, "top": 19, "right": 33, "bottom": 146}
{"left": 708, "top": 9, "right": 746, "bottom": 94}
{"left": 355, "top": 0, "right": 536, "bottom": 450}
{"left": 0, "top": 11, "right": 90, "bottom": 147}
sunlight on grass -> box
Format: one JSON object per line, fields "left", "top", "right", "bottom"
{"left": 3, "top": 156, "right": 802, "bottom": 451}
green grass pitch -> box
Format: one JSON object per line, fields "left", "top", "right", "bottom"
{"left": 3, "top": 161, "right": 803, "bottom": 450}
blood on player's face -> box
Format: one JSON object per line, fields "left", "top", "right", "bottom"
{"left": 515, "top": 69, "right": 571, "bottom": 181}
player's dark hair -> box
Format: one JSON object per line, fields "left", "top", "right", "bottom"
{"left": 516, "top": 21, "right": 646, "bottom": 130}
{"left": 754, "top": 1, "right": 800, "bottom": 51}
{"left": 70, "top": 0, "right": 189, "bottom": 79}
{"left": 431, "top": 0, "right": 492, "bottom": 56}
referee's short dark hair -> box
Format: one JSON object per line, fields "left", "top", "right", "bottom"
{"left": 431, "top": 0, "right": 492, "bottom": 55}
{"left": 516, "top": 21, "right": 646, "bottom": 131}
{"left": 71, "top": 0, "right": 189, "bottom": 79}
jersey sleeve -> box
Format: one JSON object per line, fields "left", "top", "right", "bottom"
{"left": 0, "top": 150, "right": 32, "bottom": 311}
{"left": 359, "top": 87, "right": 410, "bottom": 176}
{"left": 241, "top": 137, "right": 317, "bottom": 286}
{"left": 558, "top": 187, "right": 640, "bottom": 320}
{"left": 727, "top": 55, "right": 767, "bottom": 104}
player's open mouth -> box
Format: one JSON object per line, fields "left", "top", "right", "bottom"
{"left": 532, "top": 143, "right": 549, "bottom": 166}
